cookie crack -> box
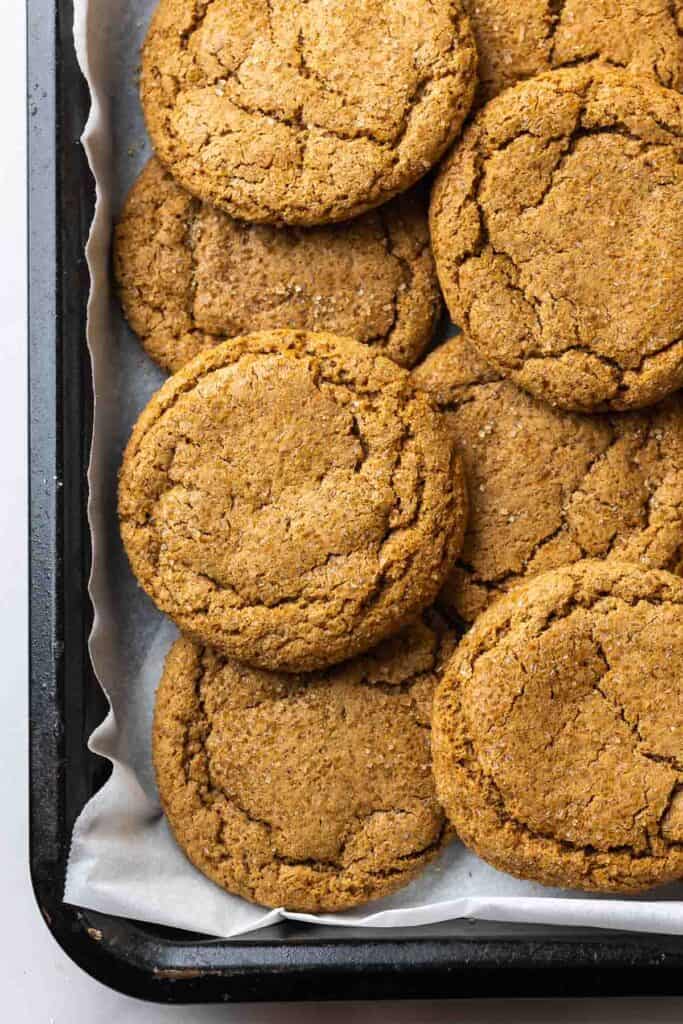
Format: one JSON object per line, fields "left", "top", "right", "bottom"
{"left": 457, "top": 731, "right": 681, "bottom": 863}
{"left": 447, "top": 418, "right": 633, "bottom": 591}
{"left": 185, "top": 661, "right": 445, "bottom": 879}
{"left": 367, "top": 206, "right": 423, "bottom": 350}
{"left": 460, "top": 108, "right": 683, "bottom": 384}
{"left": 669, "top": 0, "right": 683, "bottom": 38}
{"left": 478, "top": 402, "right": 677, "bottom": 590}
{"left": 626, "top": 332, "right": 683, "bottom": 376}
{"left": 295, "top": 25, "right": 350, "bottom": 112}
{"left": 452, "top": 557, "right": 518, "bottom": 592}
{"left": 546, "top": 0, "right": 568, "bottom": 65}
{"left": 546, "top": 1, "right": 682, "bottom": 85}
{"left": 185, "top": 197, "right": 203, "bottom": 332}
{"left": 464, "top": 580, "right": 683, "bottom": 681}
{"left": 591, "top": 634, "right": 683, "bottom": 774}
{"left": 131, "top": 373, "right": 435, "bottom": 617}
{"left": 516, "top": 124, "right": 676, "bottom": 221}
{"left": 461, "top": 664, "right": 683, "bottom": 861}
{"left": 465, "top": 619, "right": 683, "bottom": 860}
{"left": 178, "top": 0, "right": 216, "bottom": 52}
{"left": 221, "top": 74, "right": 390, "bottom": 146}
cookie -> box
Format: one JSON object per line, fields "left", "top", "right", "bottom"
{"left": 463, "top": 0, "right": 683, "bottom": 105}
{"left": 140, "top": 0, "right": 477, "bottom": 225}
{"left": 432, "top": 559, "right": 683, "bottom": 893}
{"left": 153, "top": 612, "right": 456, "bottom": 912}
{"left": 114, "top": 159, "right": 442, "bottom": 373}
{"left": 412, "top": 333, "right": 683, "bottom": 623}
{"left": 430, "top": 65, "right": 683, "bottom": 412}
{"left": 119, "top": 330, "right": 467, "bottom": 672}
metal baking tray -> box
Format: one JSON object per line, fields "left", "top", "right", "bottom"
{"left": 27, "top": 0, "right": 683, "bottom": 1002}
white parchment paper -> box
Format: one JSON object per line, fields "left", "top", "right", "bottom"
{"left": 65, "top": 0, "right": 683, "bottom": 938}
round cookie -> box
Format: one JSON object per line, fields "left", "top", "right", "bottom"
{"left": 412, "top": 333, "right": 683, "bottom": 623}
{"left": 114, "top": 159, "right": 442, "bottom": 373}
{"left": 463, "top": 0, "right": 683, "bottom": 105}
{"left": 140, "top": 0, "right": 477, "bottom": 225}
{"left": 119, "top": 330, "right": 467, "bottom": 672}
{"left": 153, "top": 612, "right": 456, "bottom": 912}
{"left": 432, "top": 560, "right": 683, "bottom": 893}
{"left": 430, "top": 65, "right": 683, "bottom": 412}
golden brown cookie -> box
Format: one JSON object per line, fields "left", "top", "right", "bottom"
{"left": 114, "top": 159, "right": 442, "bottom": 373}
{"left": 153, "top": 612, "right": 456, "bottom": 912}
{"left": 430, "top": 65, "right": 683, "bottom": 412}
{"left": 432, "top": 559, "right": 683, "bottom": 893}
{"left": 412, "top": 333, "right": 683, "bottom": 623}
{"left": 464, "top": 0, "right": 683, "bottom": 105}
{"left": 119, "top": 330, "right": 467, "bottom": 672}
{"left": 140, "top": 0, "right": 477, "bottom": 225}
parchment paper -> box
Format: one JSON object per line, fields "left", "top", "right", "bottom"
{"left": 65, "top": 0, "right": 683, "bottom": 938}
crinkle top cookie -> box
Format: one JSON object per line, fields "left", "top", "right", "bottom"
{"left": 119, "top": 330, "right": 467, "bottom": 672}
{"left": 114, "top": 159, "right": 442, "bottom": 372}
{"left": 433, "top": 560, "right": 683, "bottom": 893}
{"left": 430, "top": 65, "right": 683, "bottom": 412}
{"left": 153, "top": 612, "right": 455, "bottom": 912}
{"left": 140, "top": 0, "right": 477, "bottom": 225}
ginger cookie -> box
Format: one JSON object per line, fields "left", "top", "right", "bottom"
{"left": 432, "top": 560, "right": 683, "bottom": 893}
{"left": 119, "top": 330, "right": 467, "bottom": 672}
{"left": 114, "top": 159, "right": 442, "bottom": 373}
{"left": 153, "top": 612, "right": 455, "bottom": 912}
{"left": 412, "top": 333, "right": 683, "bottom": 624}
{"left": 140, "top": 0, "right": 477, "bottom": 225}
{"left": 463, "top": 0, "right": 683, "bottom": 105}
{"left": 430, "top": 65, "right": 683, "bottom": 412}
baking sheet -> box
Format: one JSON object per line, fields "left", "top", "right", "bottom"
{"left": 64, "top": 0, "right": 683, "bottom": 938}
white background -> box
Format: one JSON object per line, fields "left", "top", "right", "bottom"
{"left": 4, "top": 1, "right": 683, "bottom": 1019}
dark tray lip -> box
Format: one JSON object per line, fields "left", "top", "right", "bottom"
{"left": 26, "top": 0, "right": 683, "bottom": 1003}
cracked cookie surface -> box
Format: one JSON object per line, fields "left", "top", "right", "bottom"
{"left": 114, "top": 159, "right": 442, "bottom": 373}
{"left": 430, "top": 65, "right": 683, "bottom": 412}
{"left": 153, "top": 612, "right": 455, "bottom": 911}
{"left": 412, "top": 333, "right": 683, "bottom": 623}
{"left": 432, "top": 559, "right": 683, "bottom": 893}
{"left": 140, "top": 0, "right": 477, "bottom": 225}
{"left": 463, "top": 0, "right": 683, "bottom": 105}
{"left": 119, "top": 330, "right": 467, "bottom": 672}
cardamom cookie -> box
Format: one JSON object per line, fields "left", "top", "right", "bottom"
{"left": 114, "top": 159, "right": 442, "bottom": 373}
{"left": 464, "top": 0, "right": 683, "bottom": 105}
{"left": 430, "top": 65, "right": 683, "bottom": 412}
{"left": 140, "top": 0, "right": 477, "bottom": 225}
{"left": 153, "top": 612, "right": 455, "bottom": 912}
{"left": 412, "top": 333, "right": 683, "bottom": 623}
{"left": 432, "top": 560, "right": 683, "bottom": 893}
{"left": 119, "top": 330, "right": 467, "bottom": 672}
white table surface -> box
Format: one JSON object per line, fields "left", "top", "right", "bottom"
{"left": 6, "top": 4, "right": 683, "bottom": 1020}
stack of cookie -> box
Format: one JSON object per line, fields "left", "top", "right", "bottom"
{"left": 116, "top": 0, "right": 683, "bottom": 912}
